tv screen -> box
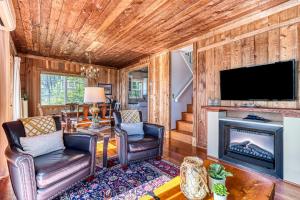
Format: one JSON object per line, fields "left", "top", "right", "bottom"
{"left": 220, "top": 60, "right": 296, "bottom": 100}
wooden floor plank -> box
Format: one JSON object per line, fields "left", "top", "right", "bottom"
{"left": 0, "top": 137, "right": 299, "bottom": 200}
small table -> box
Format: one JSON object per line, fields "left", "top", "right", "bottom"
{"left": 141, "top": 159, "right": 275, "bottom": 200}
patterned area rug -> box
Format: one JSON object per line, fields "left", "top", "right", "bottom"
{"left": 55, "top": 158, "right": 179, "bottom": 200}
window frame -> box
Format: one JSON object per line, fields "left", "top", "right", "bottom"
{"left": 129, "top": 79, "right": 143, "bottom": 99}
{"left": 40, "top": 72, "right": 87, "bottom": 106}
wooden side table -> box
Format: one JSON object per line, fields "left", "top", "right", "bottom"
{"left": 141, "top": 159, "right": 275, "bottom": 200}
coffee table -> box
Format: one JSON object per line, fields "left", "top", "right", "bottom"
{"left": 141, "top": 159, "right": 275, "bottom": 200}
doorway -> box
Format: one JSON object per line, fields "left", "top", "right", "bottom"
{"left": 127, "top": 66, "right": 148, "bottom": 122}
{"left": 170, "top": 45, "right": 194, "bottom": 144}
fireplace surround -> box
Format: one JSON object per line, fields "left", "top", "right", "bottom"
{"left": 219, "top": 118, "right": 283, "bottom": 178}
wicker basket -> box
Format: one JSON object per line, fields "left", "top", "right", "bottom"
{"left": 180, "top": 156, "right": 209, "bottom": 200}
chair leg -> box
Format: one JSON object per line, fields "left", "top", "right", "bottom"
{"left": 121, "top": 164, "right": 128, "bottom": 170}
{"left": 86, "top": 175, "right": 94, "bottom": 182}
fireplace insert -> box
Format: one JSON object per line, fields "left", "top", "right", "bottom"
{"left": 219, "top": 119, "right": 283, "bottom": 178}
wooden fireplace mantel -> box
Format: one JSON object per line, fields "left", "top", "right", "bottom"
{"left": 202, "top": 106, "right": 300, "bottom": 118}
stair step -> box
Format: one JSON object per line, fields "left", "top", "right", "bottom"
{"left": 187, "top": 104, "right": 193, "bottom": 113}
{"left": 182, "top": 112, "right": 193, "bottom": 122}
{"left": 176, "top": 120, "right": 193, "bottom": 132}
{"left": 170, "top": 129, "right": 193, "bottom": 144}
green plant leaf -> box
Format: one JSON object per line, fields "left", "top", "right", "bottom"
{"left": 212, "top": 183, "right": 229, "bottom": 196}
{"left": 208, "top": 163, "right": 233, "bottom": 180}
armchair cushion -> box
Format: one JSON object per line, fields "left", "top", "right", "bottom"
{"left": 63, "top": 134, "right": 98, "bottom": 175}
{"left": 128, "top": 135, "right": 159, "bottom": 153}
{"left": 120, "top": 110, "right": 141, "bottom": 123}
{"left": 34, "top": 149, "right": 90, "bottom": 189}
{"left": 20, "top": 116, "right": 57, "bottom": 137}
{"left": 20, "top": 131, "right": 65, "bottom": 157}
{"left": 121, "top": 122, "right": 144, "bottom": 136}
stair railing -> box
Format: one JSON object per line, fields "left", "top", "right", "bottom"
{"left": 174, "top": 51, "right": 193, "bottom": 102}
{"left": 180, "top": 51, "right": 193, "bottom": 73}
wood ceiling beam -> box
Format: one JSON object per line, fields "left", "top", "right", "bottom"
{"left": 18, "top": 53, "right": 117, "bottom": 69}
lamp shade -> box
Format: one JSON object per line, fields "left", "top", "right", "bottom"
{"left": 84, "top": 87, "right": 106, "bottom": 103}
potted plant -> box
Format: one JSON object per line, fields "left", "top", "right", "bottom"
{"left": 212, "top": 183, "right": 229, "bottom": 200}
{"left": 208, "top": 163, "right": 232, "bottom": 190}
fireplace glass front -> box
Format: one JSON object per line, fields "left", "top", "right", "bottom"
{"left": 219, "top": 119, "right": 283, "bottom": 178}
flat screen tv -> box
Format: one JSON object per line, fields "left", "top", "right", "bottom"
{"left": 220, "top": 60, "right": 296, "bottom": 100}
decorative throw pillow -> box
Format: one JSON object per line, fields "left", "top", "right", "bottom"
{"left": 20, "top": 116, "right": 56, "bottom": 137}
{"left": 120, "top": 110, "right": 140, "bottom": 123}
{"left": 121, "top": 122, "right": 144, "bottom": 136}
{"left": 19, "top": 131, "right": 65, "bottom": 157}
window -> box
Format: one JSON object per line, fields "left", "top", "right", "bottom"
{"left": 129, "top": 79, "right": 143, "bottom": 99}
{"left": 40, "top": 73, "right": 87, "bottom": 105}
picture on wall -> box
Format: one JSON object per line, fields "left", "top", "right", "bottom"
{"left": 97, "top": 83, "right": 112, "bottom": 95}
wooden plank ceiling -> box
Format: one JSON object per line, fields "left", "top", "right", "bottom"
{"left": 11, "top": 0, "right": 288, "bottom": 68}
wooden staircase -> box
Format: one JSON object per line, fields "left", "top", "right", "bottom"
{"left": 170, "top": 104, "right": 193, "bottom": 144}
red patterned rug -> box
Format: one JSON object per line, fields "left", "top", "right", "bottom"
{"left": 55, "top": 158, "right": 179, "bottom": 199}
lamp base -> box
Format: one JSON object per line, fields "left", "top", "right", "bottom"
{"left": 90, "top": 122, "right": 100, "bottom": 129}
{"left": 89, "top": 103, "right": 100, "bottom": 129}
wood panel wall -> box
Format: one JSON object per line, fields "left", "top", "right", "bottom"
{"left": 193, "top": 6, "right": 300, "bottom": 148}
{"left": 20, "top": 55, "right": 119, "bottom": 117}
{"left": 119, "top": 52, "right": 170, "bottom": 131}
{"left": 0, "top": 31, "right": 14, "bottom": 177}
{"left": 148, "top": 52, "right": 170, "bottom": 131}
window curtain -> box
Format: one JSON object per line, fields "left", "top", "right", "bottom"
{"left": 13, "top": 56, "right": 21, "bottom": 120}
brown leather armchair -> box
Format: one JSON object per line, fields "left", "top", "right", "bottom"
{"left": 113, "top": 111, "right": 164, "bottom": 169}
{"left": 2, "top": 116, "right": 98, "bottom": 200}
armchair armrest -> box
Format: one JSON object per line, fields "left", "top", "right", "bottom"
{"left": 5, "top": 147, "right": 37, "bottom": 200}
{"left": 63, "top": 134, "right": 98, "bottom": 174}
{"left": 143, "top": 123, "right": 164, "bottom": 157}
{"left": 143, "top": 123, "right": 164, "bottom": 139}
{"left": 63, "top": 134, "right": 97, "bottom": 153}
{"left": 114, "top": 125, "right": 128, "bottom": 137}
{"left": 114, "top": 125, "right": 129, "bottom": 166}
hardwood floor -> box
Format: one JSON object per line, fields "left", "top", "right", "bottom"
{"left": 163, "top": 139, "right": 300, "bottom": 200}
{"left": 1, "top": 138, "right": 300, "bottom": 200}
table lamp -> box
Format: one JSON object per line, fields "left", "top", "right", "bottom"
{"left": 84, "top": 87, "right": 106, "bottom": 129}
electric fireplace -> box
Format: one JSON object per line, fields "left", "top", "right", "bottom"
{"left": 219, "top": 119, "right": 283, "bottom": 178}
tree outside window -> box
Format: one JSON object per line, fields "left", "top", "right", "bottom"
{"left": 40, "top": 73, "right": 87, "bottom": 105}
{"left": 129, "top": 79, "right": 143, "bottom": 99}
